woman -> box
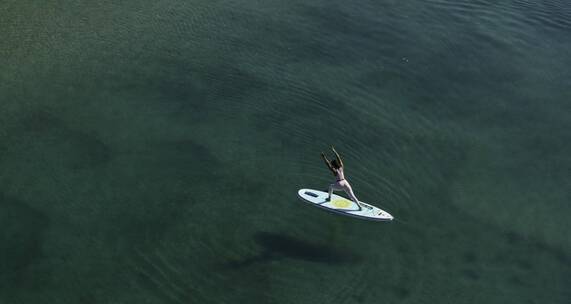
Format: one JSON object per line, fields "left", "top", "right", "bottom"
{"left": 321, "top": 146, "right": 361, "bottom": 206}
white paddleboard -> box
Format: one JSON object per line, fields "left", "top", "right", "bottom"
{"left": 297, "top": 189, "right": 393, "bottom": 221}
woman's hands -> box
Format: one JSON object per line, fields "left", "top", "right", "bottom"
{"left": 322, "top": 146, "right": 337, "bottom": 154}
{"left": 331, "top": 145, "right": 343, "bottom": 167}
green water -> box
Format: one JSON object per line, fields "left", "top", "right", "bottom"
{"left": 1, "top": 0, "right": 570, "bottom": 303}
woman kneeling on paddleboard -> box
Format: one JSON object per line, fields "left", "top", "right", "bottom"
{"left": 321, "top": 146, "right": 361, "bottom": 206}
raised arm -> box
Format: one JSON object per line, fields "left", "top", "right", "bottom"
{"left": 331, "top": 146, "right": 344, "bottom": 167}
{"left": 321, "top": 152, "right": 335, "bottom": 174}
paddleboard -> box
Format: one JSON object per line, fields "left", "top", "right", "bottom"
{"left": 297, "top": 189, "right": 393, "bottom": 221}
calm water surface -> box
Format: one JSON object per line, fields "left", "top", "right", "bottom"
{"left": 1, "top": 0, "right": 570, "bottom": 303}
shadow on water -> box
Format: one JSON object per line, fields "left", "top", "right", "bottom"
{"left": 3, "top": 109, "right": 113, "bottom": 170}
{"left": 225, "top": 232, "right": 361, "bottom": 269}
{"left": 0, "top": 194, "right": 49, "bottom": 293}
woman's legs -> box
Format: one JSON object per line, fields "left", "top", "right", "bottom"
{"left": 328, "top": 180, "right": 359, "bottom": 203}
{"left": 327, "top": 183, "right": 343, "bottom": 201}
{"left": 343, "top": 184, "right": 360, "bottom": 205}
{"left": 327, "top": 181, "right": 362, "bottom": 209}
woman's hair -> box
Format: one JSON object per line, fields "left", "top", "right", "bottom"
{"left": 330, "top": 159, "right": 341, "bottom": 169}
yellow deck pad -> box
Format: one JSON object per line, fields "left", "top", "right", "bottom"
{"left": 331, "top": 198, "right": 352, "bottom": 209}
